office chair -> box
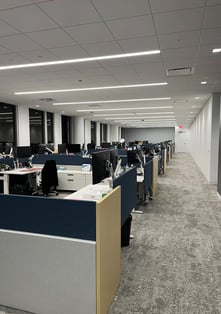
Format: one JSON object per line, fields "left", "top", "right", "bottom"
{"left": 37, "top": 159, "right": 59, "bottom": 196}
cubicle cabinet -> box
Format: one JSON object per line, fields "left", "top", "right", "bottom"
{"left": 57, "top": 170, "right": 92, "bottom": 191}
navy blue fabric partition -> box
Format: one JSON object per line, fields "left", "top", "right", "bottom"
{"left": 113, "top": 167, "right": 136, "bottom": 226}
{"left": 32, "top": 154, "right": 92, "bottom": 166}
{"left": 0, "top": 157, "right": 14, "bottom": 169}
{"left": 0, "top": 194, "right": 96, "bottom": 241}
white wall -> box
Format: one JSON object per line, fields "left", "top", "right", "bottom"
{"left": 110, "top": 125, "right": 119, "bottom": 142}
{"left": 84, "top": 119, "right": 91, "bottom": 146}
{"left": 175, "top": 127, "right": 191, "bottom": 152}
{"left": 72, "top": 116, "right": 85, "bottom": 145}
{"left": 190, "top": 94, "right": 220, "bottom": 183}
{"left": 124, "top": 127, "right": 175, "bottom": 143}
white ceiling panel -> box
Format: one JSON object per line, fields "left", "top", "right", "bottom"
{"left": 0, "top": 0, "right": 219, "bottom": 128}
{"left": 0, "top": 0, "right": 33, "bottom": 10}
{"left": 38, "top": 0, "right": 102, "bottom": 27}
{"left": 154, "top": 8, "right": 204, "bottom": 34}
{"left": 64, "top": 22, "right": 115, "bottom": 44}
{"left": 149, "top": 0, "right": 205, "bottom": 13}
{"left": 91, "top": 0, "right": 150, "bottom": 20}
{"left": 158, "top": 31, "right": 201, "bottom": 50}
{"left": 203, "top": 5, "right": 221, "bottom": 28}
{"left": 81, "top": 41, "right": 122, "bottom": 56}
{"left": 106, "top": 15, "right": 155, "bottom": 39}
{"left": 49, "top": 45, "right": 89, "bottom": 59}
{"left": 27, "top": 29, "right": 76, "bottom": 48}
{"left": 19, "top": 49, "right": 60, "bottom": 62}
{"left": 118, "top": 36, "right": 159, "bottom": 52}
{"left": 0, "top": 34, "right": 42, "bottom": 52}
{"left": 0, "top": 5, "right": 57, "bottom": 32}
{"left": 200, "top": 28, "right": 221, "bottom": 45}
{"left": 0, "top": 19, "right": 20, "bottom": 36}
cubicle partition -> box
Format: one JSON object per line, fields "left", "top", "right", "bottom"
{"left": 32, "top": 153, "right": 92, "bottom": 166}
{"left": 113, "top": 167, "right": 137, "bottom": 225}
{"left": 0, "top": 187, "right": 121, "bottom": 314}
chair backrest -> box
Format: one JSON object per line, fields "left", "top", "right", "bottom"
{"left": 41, "top": 160, "right": 58, "bottom": 195}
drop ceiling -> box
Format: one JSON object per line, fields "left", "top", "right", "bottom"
{"left": 0, "top": 0, "right": 220, "bottom": 128}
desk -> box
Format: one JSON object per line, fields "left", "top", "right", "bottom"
{"left": 1, "top": 168, "right": 92, "bottom": 194}
{"left": 1, "top": 167, "right": 41, "bottom": 194}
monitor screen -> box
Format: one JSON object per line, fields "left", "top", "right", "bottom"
{"left": 30, "top": 143, "right": 40, "bottom": 155}
{"left": 92, "top": 150, "right": 111, "bottom": 184}
{"left": 87, "top": 143, "right": 96, "bottom": 150}
{"left": 16, "top": 146, "right": 32, "bottom": 159}
{"left": 67, "top": 144, "right": 81, "bottom": 154}
{"left": 127, "top": 150, "right": 140, "bottom": 167}
{"left": 4, "top": 142, "right": 12, "bottom": 155}
{"left": 58, "top": 143, "right": 67, "bottom": 154}
{"left": 0, "top": 142, "right": 3, "bottom": 154}
{"left": 109, "top": 148, "right": 119, "bottom": 172}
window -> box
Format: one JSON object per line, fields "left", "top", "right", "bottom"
{"left": 47, "top": 112, "right": 54, "bottom": 143}
{"left": 0, "top": 102, "right": 16, "bottom": 146}
{"left": 29, "top": 108, "right": 44, "bottom": 144}
{"left": 62, "top": 115, "right": 71, "bottom": 144}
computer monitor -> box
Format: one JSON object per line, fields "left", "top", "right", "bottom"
{"left": 109, "top": 148, "right": 119, "bottom": 172}
{"left": 127, "top": 150, "right": 140, "bottom": 167}
{"left": 4, "top": 142, "right": 13, "bottom": 155}
{"left": 58, "top": 144, "right": 67, "bottom": 154}
{"left": 0, "top": 142, "right": 3, "bottom": 154}
{"left": 30, "top": 143, "right": 40, "bottom": 155}
{"left": 16, "top": 146, "right": 32, "bottom": 159}
{"left": 101, "top": 142, "right": 111, "bottom": 149}
{"left": 67, "top": 144, "right": 81, "bottom": 154}
{"left": 92, "top": 150, "right": 111, "bottom": 184}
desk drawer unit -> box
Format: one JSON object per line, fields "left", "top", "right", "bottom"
{"left": 58, "top": 172, "right": 89, "bottom": 191}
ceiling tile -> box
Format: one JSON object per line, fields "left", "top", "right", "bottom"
{"left": 19, "top": 49, "right": 60, "bottom": 62}
{"left": 0, "top": 52, "right": 31, "bottom": 65}
{"left": 201, "top": 28, "right": 221, "bottom": 45}
{"left": 162, "top": 47, "right": 198, "bottom": 63}
{"left": 82, "top": 41, "right": 122, "bottom": 56}
{"left": 91, "top": 0, "right": 150, "bottom": 20}
{"left": 49, "top": 45, "right": 89, "bottom": 59}
{"left": 0, "top": 5, "right": 57, "bottom": 32}
{"left": 0, "top": 46, "right": 10, "bottom": 54}
{"left": 64, "top": 22, "right": 115, "bottom": 44}
{"left": 149, "top": 0, "right": 205, "bottom": 13}
{"left": 0, "top": 19, "right": 20, "bottom": 36}
{"left": 206, "top": 0, "right": 221, "bottom": 5}
{"left": 203, "top": 5, "right": 221, "bottom": 28}
{"left": 0, "top": 34, "right": 42, "bottom": 52}
{"left": 0, "top": 0, "right": 32, "bottom": 10}
{"left": 118, "top": 36, "right": 159, "bottom": 52}
{"left": 38, "top": 0, "right": 101, "bottom": 27}
{"left": 27, "top": 29, "right": 76, "bottom": 48}
{"left": 153, "top": 8, "right": 204, "bottom": 34}
{"left": 158, "top": 31, "right": 201, "bottom": 50}
{"left": 106, "top": 15, "right": 155, "bottom": 39}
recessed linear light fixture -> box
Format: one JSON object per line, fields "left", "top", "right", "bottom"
{"left": 93, "top": 111, "right": 174, "bottom": 116}
{"left": 53, "top": 97, "right": 171, "bottom": 106}
{"left": 77, "top": 106, "right": 173, "bottom": 112}
{"left": 14, "top": 82, "right": 168, "bottom": 95}
{"left": 212, "top": 48, "right": 221, "bottom": 53}
{"left": 0, "top": 50, "right": 160, "bottom": 71}
{"left": 106, "top": 116, "right": 175, "bottom": 120}
{"left": 201, "top": 81, "right": 207, "bottom": 85}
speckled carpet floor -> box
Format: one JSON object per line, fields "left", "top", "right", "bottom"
{"left": 1, "top": 152, "right": 221, "bottom": 314}
{"left": 109, "top": 152, "right": 221, "bottom": 314}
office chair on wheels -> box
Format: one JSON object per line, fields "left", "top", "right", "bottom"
{"left": 35, "top": 159, "right": 59, "bottom": 196}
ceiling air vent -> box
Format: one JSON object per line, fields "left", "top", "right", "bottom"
{"left": 166, "top": 67, "right": 193, "bottom": 77}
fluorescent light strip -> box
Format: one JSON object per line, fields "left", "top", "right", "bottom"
{"left": 54, "top": 97, "right": 171, "bottom": 106}
{"left": 0, "top": 50, "right": 160, "bottom": 71}
{"left": 14, "top": 82, "right": 168, "bottom": 95}
{"left": 106, "top": 116, "right": 175, "bottom": 120}
{"left": 212, "top": 48, "right": 221, "bottom": 53}
{"left": 77, "top": 106, "right": 173, "bottom": 112}
{"left": 93, "top": 111, "right": 174, "bottom": 117}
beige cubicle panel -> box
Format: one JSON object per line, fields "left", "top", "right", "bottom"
{"left": 96, "top": 186, "right": 121, "bottom": 314}
{"left": 152, "top": 156, "right": 159, "bottom": 197}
